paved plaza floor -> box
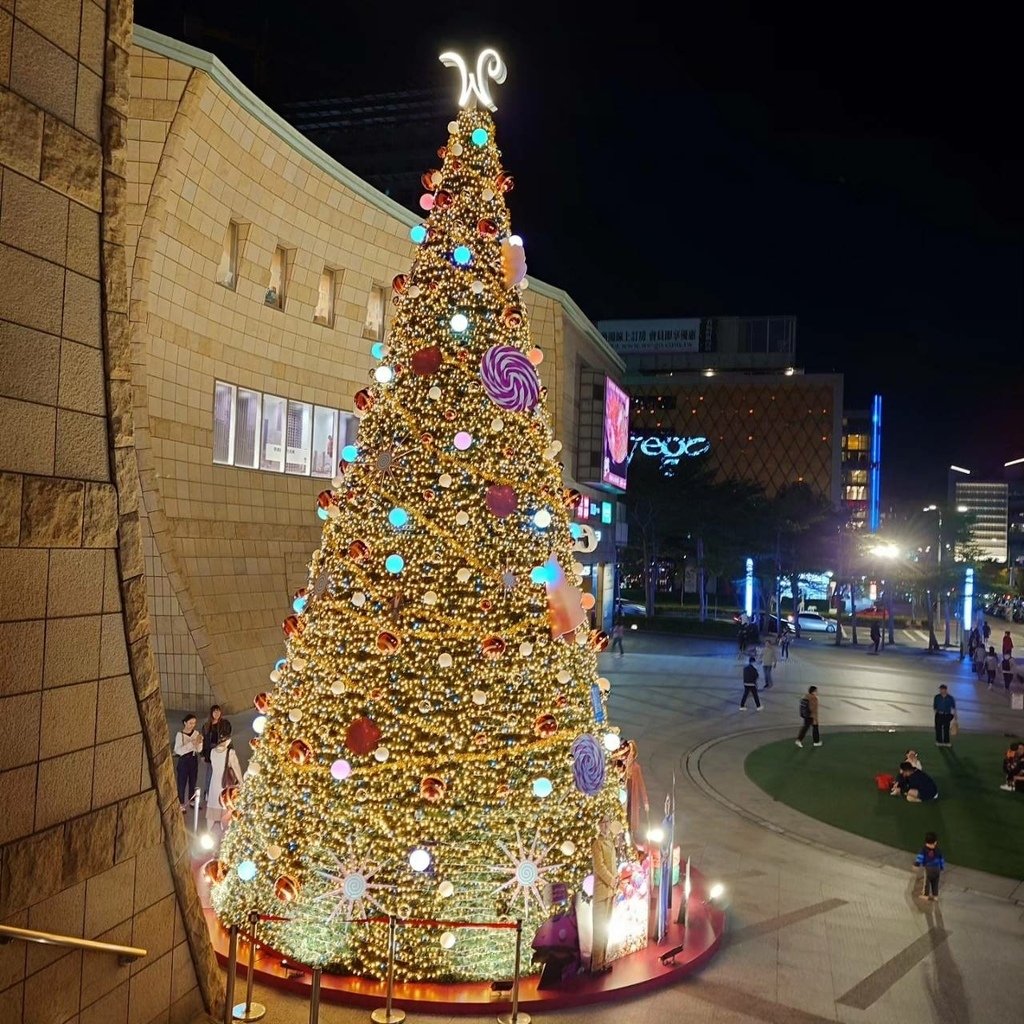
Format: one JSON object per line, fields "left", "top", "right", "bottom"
{"left": 178, "top": 622, "right": 1024, "bottom": 1023}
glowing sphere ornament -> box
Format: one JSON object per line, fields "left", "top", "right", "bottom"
{"left": 374, "top": 365, "right": 394, "bottom": 384}
{"left": 453, "top": 245, "right": 472, "bottom": 265}
{"left": 440, "top": 931, "right": 457, "bottom": 949}
{"left": 409, "top": 848, "right": 431, "bottom": 872}
{"left": 410, "top": 224, "right": 428, "bottom": 244}
{"left": 236, "top": 860, "right": 257, "bottom": 882}
{"left": 330, "top": 759, "right": 352, "bottom": 781}
{"left": 388, "top": 507, "right": 409, "bottom": 528}
{"left": 385, "top": 554, "right": 405, "bottom": 574}
{"left": 532, "top": 777, "right": 553, "bottom": 798}
{"left": 450, "top": 313, "right": 469, "bottom": 333}
{"left": 471, "top": 127, "right": 489, "bottom": 146}
{"left": 454, "top": 432, "right": 473, "bottom": 450}
{"left": 341, "top": 444, "right": 359, "bottom": 463}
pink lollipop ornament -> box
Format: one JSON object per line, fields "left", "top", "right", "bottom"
{"left": 480, "top": 345, "right": 540, "bottom": 412}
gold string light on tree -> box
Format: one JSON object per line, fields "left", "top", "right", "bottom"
{"left": 210, "top": 47, "right": 628, "bottom": 982}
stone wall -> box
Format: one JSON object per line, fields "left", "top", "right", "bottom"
{"left": 0, "top": 2, "right": 220, "bottom": 1022}
{"left": 127, "top": 29, "right": 625, "bottom": 715}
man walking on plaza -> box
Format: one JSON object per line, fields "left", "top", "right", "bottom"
{"left": 761, "top": 636, "right": 778, "bottom": 688}
{"left": 1003, "top": 630, "right": 1013, "bottom": 658}
{"left": 739, "top": 654, "right": 762, "bottom": 710}
{"left": 870, "top": 620, "right": 881, "bottom": 654}
{"left": 933, "top": 684, "right": 956, "bottom": 747}
{"left": 795, "top": 686, "right": 820, "bottom": 747}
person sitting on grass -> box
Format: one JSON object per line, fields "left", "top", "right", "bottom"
{"left": 1002, "top": 743, "right": 1024, "bottom": 792}
{"left": 890, "top": 749, "right": 923, "bottom": 795}
{"left": 897, "top": 761, "right": 938, "bottom": 802}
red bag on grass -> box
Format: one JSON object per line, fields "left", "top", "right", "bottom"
{"left": 875, "top": 773, "right": 895, "bottom": 792}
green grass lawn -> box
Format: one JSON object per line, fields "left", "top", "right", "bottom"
{"left": 745, "top": 730, "right": 1024, "bottom": 879}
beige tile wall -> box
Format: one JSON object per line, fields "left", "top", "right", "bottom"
{"left": 0, "top": 4, "right": 220, "bottom": 1022}
{"left": 127, "top": 36, "right": 624, "bottom": 717}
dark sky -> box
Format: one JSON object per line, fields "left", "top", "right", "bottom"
{"left": 138, "top": 0, "right": 1023, "bottom": 503}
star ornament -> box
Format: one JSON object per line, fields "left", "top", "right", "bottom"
{"left": 489, "top": 831, "right": 563, "bottom": 917}
{"left": 314, "top": 847, "right": 392, "bottom": 922}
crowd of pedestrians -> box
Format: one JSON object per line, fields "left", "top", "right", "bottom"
{"left": 172, "top": 703, "right": 244, "bottom": 837}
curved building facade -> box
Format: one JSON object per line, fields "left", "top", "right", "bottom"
{"left": 126, "top": 29, "right": 625, "bottom": 714}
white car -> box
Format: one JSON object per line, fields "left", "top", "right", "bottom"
{"left": 789, "top": 611, "right": 839, "bottom": 634}
{"left": 617, "top": 601, "right": 646, "bottom": 617}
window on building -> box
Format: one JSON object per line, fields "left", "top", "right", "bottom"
{"left": 266, "top": 246, "right": 287, "bottom": 309}
{"left": 364, "top": 283, "right": 387, "bottom": 339}
{"left": 844, "top": 485, "right": 867, "bottom": 501}
{"left": 216, "top": 221, "right": 239, "bottom": 289}
{"left": 233, "top": 387, "right": 261, "bottom": 468}
{"left": 848, "top": 469, "right": 868, "bottom": 485}
{"left": 311, "top": 406, "right": 337, "bottom": 477}
{"left": 285, "top": 400, "right": 313, "bottom": 475}
{"left": 261, "top": 394, "right": 287, "bottom": 471}
{"left": 844, "top": 433, "right": 869, "bottom": 451}
{"left": 213, "top": 381, "right": 236, "bottom": 464}
{"left": 314, "top": 268, "right": 336, "bottom": 326}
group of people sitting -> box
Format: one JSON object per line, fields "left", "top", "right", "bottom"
{"left": 888, "top": 749, "right": 938, "bottom": 802}
{"left": 1001, "top": 743, "right": 1024, "bottom": 792}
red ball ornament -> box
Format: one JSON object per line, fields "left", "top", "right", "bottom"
{"left": 421, "top": 433, "right": 434, "bottom": 446}
{"left": 486, "top": 485, "right": 518, "bottom": 518}
{"left": 477, "top": 218, "right": 499, "bottom": 239}
{"left": 222, "top": 785, "right": 241, "bottom": 810}
{"left": 422, "top": 489, "right": 435, "bottom": 502}
{"left": 250, "top": 736, "right": 261, "bottom": 750}
{"left": 202, "top": 859, "right": 228, "bottom": 884}
{"left": 254, "top": 692, "right": 270, "bottom": 713}
{"left": 503, "top": 307, "right": 523, "bottom": 329}
{"left": 377, "top": 631, "right": 401, "bottom": 653}
{"left": 482, "top": 635, "right": 506, "bottom": 658}
{"left": 346, "top": 716, "right": 382, "bottom": 755}
{"left": 421, "top": 170, "right": 442, "bottom": 191}
{"left": 433, "top": 190, "right": 453, "bottom": 210}
{"left": 590, "top": 630, "right": 610, "bottom": 652}
{"left": 496, "top": 173, "right": 515, "bottom": 193}
{"left": 534, "top": 714, "right": 558, "bottom": 738}
{"left": 436, "top": 145, "right": 447, "bottom": 159}
{"left": 274, "top": 875, "right": 301, "bottom": 902}
{"left": 288, "top": 739, "right": 313, "bottom": 765}
{"left": 480, "top": 599, "right": 493, "bottom": 612}
{"left": 563, "top": 488, "right": 582, "bottom": 509}
{"left": 420, "top": 776, "right": 446, "bottom": 802}
{"left": 282, "top": 615, "right": 303, "bottom": 638}
{"left": 411, "top": 346, "right": 442, "bottom": 376}
{"left": 316, "top": 491, "right": 334, "bottom": 509}
{"left": 348, "top": 540, "right": 370, "bottom": 561}
{"left": 354, "top": 388, "right": 374, "bottom": 413}
{"left": 392, "top": 274, "right": 409, "bottom": 295}
{"left": 555, "top": 694, "right": 569, "bottom": 709}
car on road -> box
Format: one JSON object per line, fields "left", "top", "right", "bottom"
{"left": 617, "top": 600, "right": 647, "bottom": 617}
{"left": 731, "top": 613, "right": 793, "bottom": 635}
{"left": 788, "top": 611, "right": 840, "bottom": 634}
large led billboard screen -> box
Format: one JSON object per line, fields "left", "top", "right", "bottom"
{"left": 602, "top": 377, "right": 630, "bottom": 490}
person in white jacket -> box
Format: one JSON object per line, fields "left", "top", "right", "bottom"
{"left": 761, "top": 637, "right": 779, "bottom": 689}
{"left": 206, "top": 720, "right": 243, "bottom": 832}
{"left": 174, "top": 714, "right": 203, "bottom": 810}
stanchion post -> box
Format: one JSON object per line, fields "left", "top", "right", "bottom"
{"left": 496, "top": 918, "right": 531, "bottom": 1024}
{"left": 683, "top": 856, "right": 691, "bottom": 933}
{"left": 192, "top": 787, "right": 201, "bottom": 834}
{"left": 232, "top": 911, "right": 266, "bottom": 1021}
{"left": 308, "top": 967, "right": 322, "bottom": 1024}
{"left": 224, "top": 925, "right": 239, "bottom": 1024}
{"left": 370, "top": 914, "right": 405, "bottom": 1024}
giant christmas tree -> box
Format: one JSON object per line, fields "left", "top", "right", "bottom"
{"left": 211, "top": 49, "right": 629, "bottom": 982}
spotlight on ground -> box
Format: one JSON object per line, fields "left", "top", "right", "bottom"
{"left": 708, "top": 882, "right": 725, "bottom": 901}
{"left": 199, "top": 832, "right": 216, "bottom": 852}
{"left": 647, "top": 827, "right": 665, "bottom": 845}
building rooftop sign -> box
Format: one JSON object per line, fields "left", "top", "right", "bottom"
{"left": 598, "top": 318, "right": 700, "bottom": 356}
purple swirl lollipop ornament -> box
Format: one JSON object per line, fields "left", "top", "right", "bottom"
{"left": 480, "top": 345, "right": 540, "bottom": 412}
{"left": 570, "top": 734, "right": 606, "bottom": 797}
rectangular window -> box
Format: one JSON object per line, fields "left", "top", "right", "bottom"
{"left": 311, "top": 406, "right": 337, "bottom": 477}
{"left": 364, "top": 283, "right": 387, "bottom": 340}
{"left": 337, "top": 411, "right": 359, "bottom": 448}
{"left": 314, "top": 268, "right": 335, "bottom": 326}
{"left": 285, "top": 400, "right": 313, "bottom": 475}
{"left": 233, "top": 387, "right": 261, "bottom": 468}
{"left": 261, "top": 394, "right": 287, "bottom": 471}
{"left": 266, "top": 246, "right": 287, "bottom": 309}
{"left": 216, "top": 221, "right": 239, "bottom": 289}
{"left": 213, "top": 381, "right": 236, "bottom": 464}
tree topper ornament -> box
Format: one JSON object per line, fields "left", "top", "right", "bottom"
{"left": 439, "top": 49, "right": 507, "bottom": 111}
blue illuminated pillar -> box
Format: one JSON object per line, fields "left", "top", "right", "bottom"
{"left": 963, "top": 567, "right": 974, "bottom": 633}
{"left": 744, "top": 558, "right": 754, "bottom": 618}
{"left": 869, "top": 394, "right": 882, "bottom": 532}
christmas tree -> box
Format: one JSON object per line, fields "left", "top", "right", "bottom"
{"left": 210, "top": 49, "right": 628, "bottom": 982}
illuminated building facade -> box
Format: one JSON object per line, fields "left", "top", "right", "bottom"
{"left": 948, "top": 466, "right": 1009, "bottom": 564}
{"left": 841, "top": 395, "right": 883, "bottom": 529}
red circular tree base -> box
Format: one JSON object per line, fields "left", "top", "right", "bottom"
{"left": 196, "top": 858, "right": 725, "bottom": 1014}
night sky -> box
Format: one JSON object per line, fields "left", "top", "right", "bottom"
{"left": 138, "top": 0, "right": 1023, "bottom": 502}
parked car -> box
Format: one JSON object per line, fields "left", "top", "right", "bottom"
{"left": 788, "top": 611, "right": 839, "bottom": 634}
{"left": 731, "top": 612, "right": 793, "bottom": 635}
{"left": 617, "top": 600, "right": 646, "bottom": 617}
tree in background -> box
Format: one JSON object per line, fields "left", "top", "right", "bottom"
{"left": 209, "top": 97, "right": 626, "bottom": 982}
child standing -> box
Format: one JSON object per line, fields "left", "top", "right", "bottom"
{"left": 914, "top": 831, "right": 945, "bottom": 901}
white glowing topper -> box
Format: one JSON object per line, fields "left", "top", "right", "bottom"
{"left": 439, "top": 49, "right": 507, "bottom": 111}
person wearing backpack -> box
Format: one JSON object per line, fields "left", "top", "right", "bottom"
{"left": 795, "top": 686, "right": 820, "bottom": 747}
{"left": 206, "top": 719, "right": 243, "bottom": 832}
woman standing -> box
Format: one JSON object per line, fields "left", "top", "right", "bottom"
{"left": 201, "top": 705, "right": 225, "bottom": 806}
{"left": 173, "top": 713, "right": 202, "bottom": 810}
{"left": 206, "top": 720, "right": 243, "bottom": 833}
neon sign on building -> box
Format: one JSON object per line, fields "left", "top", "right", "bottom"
{"left": 627, "top": 433, "right": 711, "bottom": 472}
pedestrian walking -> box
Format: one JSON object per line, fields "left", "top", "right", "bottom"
{"left": 795, "top": 686, "right": 820, "bottom": 746}
{"left": 174, "top": 713, "right": 202, "bottom": 811}
{"left": 201, "top": 704, "right": 225, "bottom": 806}
{"left": 982, "top": 621, "right": 991, "bottom": 642}
{"left": 1002, "top": 630, "right": 1013, "bottom": 658}
{"left": 780, "top": 631, "right": 791, "bottom": 659}
{"left": 206, "top": 720, "right": 243, "bottom": 833}
{"left": 913, "top": 831, "right": 945, "bottom": 901}
{"left": 984, "top": 646, "right": 999, "bottom": 689}
{"left": 739, "top": 655, "right": 762, "bottom": 710}
{"left": 933, "top": 684, "right": 956, "bottom": 746}
{"left": 761, "top": 636, "right": 778, "bottom": 688}
{"left": 1002, "top": 656, "right": 1014, "bottom": 690}
{"left": 610, "top": 618, "right": 625, "bottom": 657}
{"left": 870, "top": 620, "right": 881, "bottom": 654}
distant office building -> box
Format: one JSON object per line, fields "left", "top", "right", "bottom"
{"left": 948, "top": 466, "right": 1009, "bottom": 563}
{"left": 599, "top": 316, "right": 843, "bottom": 503}
{"left": 1002, "top": 457, "right": 1024, "bottom": 577}
{"left": 841, "top": 395, "right": 882, "bottom": 530}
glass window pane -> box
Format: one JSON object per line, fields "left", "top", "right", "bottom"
{"left": 314, "top": 269, "right": 335, "bottom": 326}
{"left": 266, "top": 247, "right": 286, "bottom": 308}
{"left": 213, "top": 381, "right": 235, "bottom": 464}
{"left": 261, "top": 395, "right": 287, "bottom": 472}
{"left": 311, "top": 406, "right": 337, "bottom": 477}
{"left": 364, "top": 283, "right": 386, "bottom": 339}
{"left": 285, "top": 400, "right": 313, "bottom": 475}
{"left": 233, "top": 387, "right": 261, "bottom": 468}
{"left": 216, "top": 221, "right": 238, "bottom": 289}
{"left": 338, "top": 411, "right": 359, "bottom": 448}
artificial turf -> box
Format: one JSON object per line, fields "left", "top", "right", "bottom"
{"left": 745, "top": 729, "right": 1024, "bottom": 880}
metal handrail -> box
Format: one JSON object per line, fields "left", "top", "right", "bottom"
{"left": 0, "top": 925, "right": 147, "bottom": 965}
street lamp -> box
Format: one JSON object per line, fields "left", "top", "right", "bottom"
{"left": 870, "top": 544, "right": 899, "bottom": 647}
{"left": 922, "top": 505, "right": 943, "bottom": 565}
